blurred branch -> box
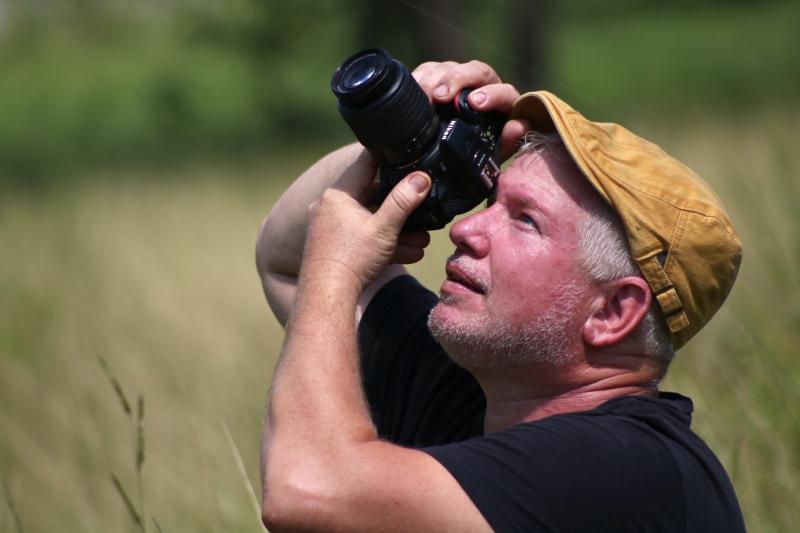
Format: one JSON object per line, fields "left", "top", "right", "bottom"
{"left": 1, "top": 474, "right": 24, "bottom": 533}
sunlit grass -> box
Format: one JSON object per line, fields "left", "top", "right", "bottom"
{"left": 1, "top": 111, "right": 799, "bottom": 531}
{"left": 0, "top": 163, "right": 290, "bottom": 532}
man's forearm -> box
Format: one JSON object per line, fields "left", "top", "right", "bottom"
{"left": 261, "top": 174, "right": 435, "bottom": 531}
{"left": 260, "top": 261, "right": 377, "bottom": 529}
{"left": 265, "top": 265, "right": 373, "bottom": 448}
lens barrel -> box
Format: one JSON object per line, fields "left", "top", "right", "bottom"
{"left": 332, "top": 48, "right": 439, "bottom": 167}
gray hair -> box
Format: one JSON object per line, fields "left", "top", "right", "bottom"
{"left": 516, "top": 132, "right": 674, "bottom": 362}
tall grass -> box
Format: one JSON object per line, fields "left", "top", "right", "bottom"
{"left": 0, "top": 158, "right": 297, "bottom": 531}
{"left": 1, "top": 111, "right": 798, "bottom": 531}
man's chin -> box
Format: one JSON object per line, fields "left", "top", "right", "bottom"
{"left": 427, "top": 305, "right": 494, "bottom": 370}
{"left": 428, "top": 300, "right": 465, "bottom": 329}
{"left": 427, "top": 303, "right": 461, "bottom": 341}
{"left": 427, "top": 302, "right": 579, "bottom": 369}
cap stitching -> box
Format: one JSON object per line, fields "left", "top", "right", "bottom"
{"left": 617, "top": 179, "right": 726, "bottom": 221}
{"left": 551, "top": 98, "right": 736, "bottom": 239}
{"left": 608, "top": 179, "right": 738, "bottom": 240}
{"left": 664, "top": 208, "right": 685, "bottom": 269}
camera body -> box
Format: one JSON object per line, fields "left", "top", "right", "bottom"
{"left": 332, "top": 48, "right": 505, "bottom": 230}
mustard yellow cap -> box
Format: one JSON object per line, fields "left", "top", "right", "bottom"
{"left": 510, "top": 91, "right": 742, "bottom": 350}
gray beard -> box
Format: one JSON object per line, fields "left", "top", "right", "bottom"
{"left": 427, "top": 282, "right": 583, "bottom": 370}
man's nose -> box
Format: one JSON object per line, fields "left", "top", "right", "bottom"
{"left": 449, "top": 209, "right": 490, "bottom": 258}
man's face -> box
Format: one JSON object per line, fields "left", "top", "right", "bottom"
{"left": 428, "top": 147, "right": 597, "bottom": 368}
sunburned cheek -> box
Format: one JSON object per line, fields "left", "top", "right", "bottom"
{"left": 488, "top": 250, "right": 579, "bottom": 320}
{"left": 489, "top": 245, "right": 553, "bottom": 293}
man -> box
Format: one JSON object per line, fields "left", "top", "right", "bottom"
{"left": 256, "top": 60, "right": 745, "bottom": 532}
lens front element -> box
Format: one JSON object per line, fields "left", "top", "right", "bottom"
{"left": 341, "top": 56, "right": 379, "bottom": 89}
{"left": 332, "top": 48, "right": 439, "bottom": 167}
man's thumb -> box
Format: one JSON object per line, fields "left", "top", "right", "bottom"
{"left": 374, "top": 172, "right": 431, "bottom": 229}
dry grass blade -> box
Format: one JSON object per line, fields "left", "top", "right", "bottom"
{"left": 99, "top": 357, "right": 132, "bottom": 418}
{"left": 153, "top": 516, "right": 164, "bottom": 533}
{"left": 730, "top": 433, "right": 745, "bottom": 484}
{"left": 1, "top": 475, "right": 24, "bottom": 533}
{"left": 111, "top": 473, "right": 143, "bottom": 530}
{"left": 136, "top": 394, "right": 145, "bottom": 473}
{"left": 219, "top": 419, "right": 265, "bottom": 532}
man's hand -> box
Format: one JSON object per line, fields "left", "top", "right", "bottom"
{"left": 412, "top": 60, "right": 530, "bottom": 159}
{"left": 257, "top": 60, "right": 530, "bottom": 326}
{"left": 302, "top": 172, "right": 432, "bottom": 292}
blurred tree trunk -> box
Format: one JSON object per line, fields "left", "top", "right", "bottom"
{"left": 360, "top": 0, "right": 466, "bottom": 67}
{"left": 358, "top": 0, "right": 551, "bottom": 88}
{"left": 415, "top": 0, "right": 467, "bottom": 62}
{"left": 507, "top": 0, "right": 552, "bottom": 91}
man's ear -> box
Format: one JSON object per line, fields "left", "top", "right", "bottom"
{"left": 583, "top": 277, "right": 652, "bottom": 348}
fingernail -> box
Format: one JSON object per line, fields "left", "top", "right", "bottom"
{"left": 434, "top": 85, "right": 448, "bottom": 97}
{"left": 409, "top": 173, "right": 429, "bottom": 193}
{"left": 469, "top": 91, "right": 487, "bottom": 105}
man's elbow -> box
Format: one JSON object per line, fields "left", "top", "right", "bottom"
{"left": 261, "top": 493, "right": 297, "bottom": 533}
{"left": 255, "top": 215, "right": 272, "bottom": 280}
{"left": 261, "top": 475, "right": 334, "bottom": 532}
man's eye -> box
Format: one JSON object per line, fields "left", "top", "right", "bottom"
{"left": 519, "top": 213, "right": 540, "bottom": 231}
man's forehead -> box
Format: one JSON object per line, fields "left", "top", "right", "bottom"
{"left": 499, "top": 153, "right": 571, "bottom": 203}
{"left": 502, "top": 149, "right": 597, "bottom": 210}
{"left": 494, "top": 170, "right": 554, "bottom": 211}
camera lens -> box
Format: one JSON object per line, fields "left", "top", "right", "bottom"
{"left": 333, "top": 50, "right": 391, "bottom": 104}
{"left": 340, "top": 57, "right": 379, "bottom": 90}
{"left": 332, "top": 48, "right": 439, "bottom": 167}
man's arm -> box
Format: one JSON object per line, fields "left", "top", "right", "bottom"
{"left": 256, "top": 143, "right": 407, "bottom": 326}
{"left": 261, "top": 61, "right": 528, "bottom": 532}
{"left": 262, "top": 175, "right": 492, "bottom": 532}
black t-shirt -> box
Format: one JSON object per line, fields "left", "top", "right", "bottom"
{"left": 358, "top": 275, "right": 745, "bottom": 533}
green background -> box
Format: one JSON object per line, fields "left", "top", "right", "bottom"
{"left": 1, "top": 1, "right": 798, "bottom": 531}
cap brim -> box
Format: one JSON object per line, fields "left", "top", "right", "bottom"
{"left": 510, "top": 91, "right": 557, "bottom": 134}
{"left": 510, "top": 91, "right": 612, "bottom": 206}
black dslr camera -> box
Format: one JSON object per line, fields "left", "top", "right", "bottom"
{"left": 331, "top": 48, "right": 505, "bottom": 230}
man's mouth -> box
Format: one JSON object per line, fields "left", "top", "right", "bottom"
{"left": 445, "top": 263, "right": 486, "bottom": 294}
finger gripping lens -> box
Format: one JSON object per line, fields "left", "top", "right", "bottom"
{"left": 332, "top": 48, "right": 505, "bottom": 230}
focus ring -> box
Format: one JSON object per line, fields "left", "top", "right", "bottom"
{"left": 341, "top": 71, "right": 433, "bottom": 153}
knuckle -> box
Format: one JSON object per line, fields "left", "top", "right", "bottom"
{"left": 413, "top": 61, "right": 437, "bottom": 74}
{"left": 412, "top": 62, "right": 437, "bottom": 83}
{"left": 429, "top": 62, "right": 458, "bottom": 86}
{"left": 468, "top": 60, "right": 495, "bottom": 79}
{"left": 320, "top": 188, "right": 346, "bottom": 205}
{"left": 390, "top": 187, "right": 414, "bottom": 212}
{"left": 441, "top": 61, "right": 462, "bottom": 77}
{"left": 448, "top": 68, "right": 466, "bottom": 83}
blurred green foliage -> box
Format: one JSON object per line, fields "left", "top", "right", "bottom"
{"left": 1, "top": 2, "right": 799, "bottom": 531}
{"left": 553, "top": 0, "right": 800, "bottom": 120}
{"left": 0, "top": 0, "right": 797, "bottom": 178}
